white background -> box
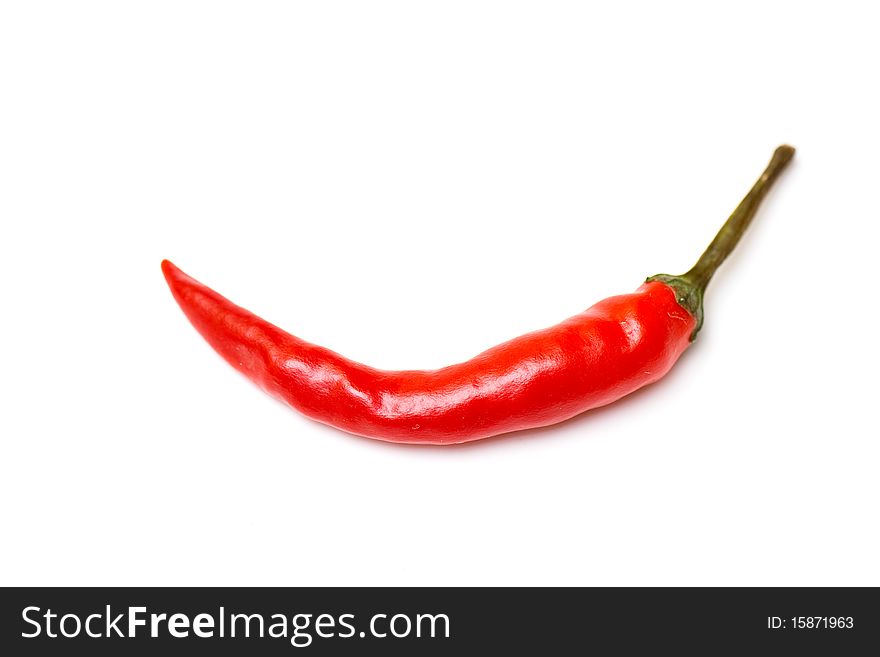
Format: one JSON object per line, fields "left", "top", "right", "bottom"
{"left": 1, "top": 2, "right": 878, "bottom": 586}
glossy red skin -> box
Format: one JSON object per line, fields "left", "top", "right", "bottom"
{"left": 162, "top": 261, "right": 696, "bottom": 444}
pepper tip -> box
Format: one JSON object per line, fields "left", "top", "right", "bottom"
{"left": 161, "top": 259, "right": 179, "bottom": 285}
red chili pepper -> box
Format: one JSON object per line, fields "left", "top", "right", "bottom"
{"left": 163, "top": 146, "right": 794, "bottom": 444}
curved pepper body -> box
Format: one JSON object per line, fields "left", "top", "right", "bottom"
{"left": 162, "top": 261, "right": 695, "bottom": 444}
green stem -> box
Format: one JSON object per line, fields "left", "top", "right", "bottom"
{"left": 648, "top": 145, "right": 795, "bottom": 339}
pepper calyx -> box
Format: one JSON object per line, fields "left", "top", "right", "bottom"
{"left": 646, "top": 273, "right": 704, "bottom": 341}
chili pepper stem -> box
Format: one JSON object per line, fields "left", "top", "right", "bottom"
{"left": 648, "top": 144, "right": 795, "bottom": 339}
